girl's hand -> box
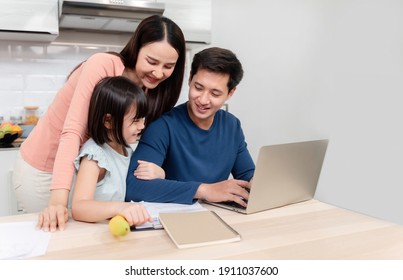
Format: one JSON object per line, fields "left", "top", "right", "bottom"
{"left": 134, "top": 160, "right": 165, "bottom": 180}
{"left": 118, "top": 202, "right": 153, "bottom": 226}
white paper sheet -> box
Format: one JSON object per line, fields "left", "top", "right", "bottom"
{"left": 0, "top": 221, "right": 51, "bottom": 259}
{"left": 134, "top": 201, "right": 207, "bottom": 230}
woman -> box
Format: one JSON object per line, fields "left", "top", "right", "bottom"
{"left": 12, "top": 15, "right": 186, "bottom": 232}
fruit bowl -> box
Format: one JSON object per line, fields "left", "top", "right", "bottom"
{"left": 0, "top": 122, "right": 23, "bottom": 147}
{"left": 0, "top": 132, "right": 20, "bottom": 147}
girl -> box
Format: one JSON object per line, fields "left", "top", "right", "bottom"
{"left": 71, "top": 76, "right": 162, "bottom": 224}
{"left": 12, "top": 15, "right": 186, "bottom": 231}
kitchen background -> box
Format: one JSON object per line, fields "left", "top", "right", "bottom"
{"left": 1, "top": 0, "right": 403, "bottom": 227}
{"left": 0, "top": 42, "right": 120, "bottom": 120}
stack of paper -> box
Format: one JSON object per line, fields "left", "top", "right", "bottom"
{"left": 0, "top": 221, "right": 51, "bottom": 259}
{"left": 133, "top": 201, "right": 207, "bottom": 230}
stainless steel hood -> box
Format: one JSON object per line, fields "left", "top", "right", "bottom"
{"left": 59, "top": 0, "right": 165, "bottom": 33}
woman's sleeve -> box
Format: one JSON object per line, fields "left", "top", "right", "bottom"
{"left": 50, "top": 54, "right": 117, "bottom": 191}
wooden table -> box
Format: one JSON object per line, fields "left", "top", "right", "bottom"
{"left": 1, "top": 199, "right": 403, "bottom": 259}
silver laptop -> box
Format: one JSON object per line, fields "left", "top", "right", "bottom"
{"left": 205, "top": 139, "right": 329, "bottom": 214}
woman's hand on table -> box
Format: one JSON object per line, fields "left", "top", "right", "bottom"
{"left": 36, "top": 204, "right": 69, "bottom": 232}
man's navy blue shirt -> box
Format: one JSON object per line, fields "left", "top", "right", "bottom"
{"left": 125, "top": 102, "right": 255, "bottom": 204}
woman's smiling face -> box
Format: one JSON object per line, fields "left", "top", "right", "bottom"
{"left": 135, "top": 40, "right": 179, "bottom": 89}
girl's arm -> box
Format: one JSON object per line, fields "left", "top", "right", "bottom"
{"left": 134, "top": 160, "right": 165, "bottom": 180}
{"left": 71, "top": 157, "right": 152, "bottom": 225}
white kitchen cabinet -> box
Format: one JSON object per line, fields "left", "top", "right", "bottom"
{"left": 0, "top": 0, "right": 59, "bottom": 42}
{"left": 0, "top": 148, "right": 20, "bottom": 216}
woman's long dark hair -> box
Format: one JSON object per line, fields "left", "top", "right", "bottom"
{"left": 120, "top": 15, "right": 186, "bottom": 124}
{"left": 68, "top": 15, "right": 186, "bottom": 126}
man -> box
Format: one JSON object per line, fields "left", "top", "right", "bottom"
{"left": 125, "top": 47, "right": 255, "bottom": 207}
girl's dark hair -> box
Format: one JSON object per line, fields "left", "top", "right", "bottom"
{"left": 190, "top": 47, "right": 244, "bottom": 92}
{"left": 120, "top": 15, "right": 186, "bottom": 124}
{"left": 88, "top": 76, "right": 147, "bottom": 148}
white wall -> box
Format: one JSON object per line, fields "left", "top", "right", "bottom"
{"left": 212, "top": 0, "right": 403, "bottom": 224}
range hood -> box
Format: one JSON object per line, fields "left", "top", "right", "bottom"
{"left": 0, "top": 0, "right": 210, "bottom": 44}
{"left": 59, "top": 0, "right": 165, "bottom": 33}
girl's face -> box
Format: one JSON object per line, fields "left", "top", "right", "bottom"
{"left": 122, "top": 105, "right": 145, "bottom": 145}
{"left": 135, "top": 40, "right": 179, "bottom": 89}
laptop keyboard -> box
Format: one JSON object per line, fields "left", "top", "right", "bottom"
{"left": 215, "top": 187, "right": 250, "bottom": 210}
{"left": 221, "top": 200, "right": 247, "bottom": 210}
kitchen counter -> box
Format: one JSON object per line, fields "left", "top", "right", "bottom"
{"left": 0, "top": 148, "right": 20, "bottom": 216}
{"left": 0, "top": 144, "right": 21, "bottom": 150}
